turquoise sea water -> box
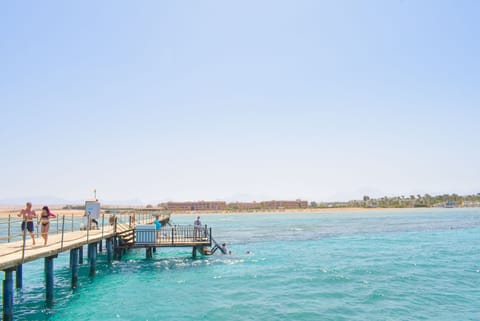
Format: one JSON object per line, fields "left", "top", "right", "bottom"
{"left": 4, "top": 208, "right": 480, "bottom": 320}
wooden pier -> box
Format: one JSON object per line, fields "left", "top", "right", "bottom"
{"left": 0, "top": 211, "right": 224, "bottom": 320}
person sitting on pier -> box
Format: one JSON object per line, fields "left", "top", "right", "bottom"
{"left": 194, "top": 216, "right": 202, "bottom": 240}
{"left": 18, "top": 202, "right": 37, "bottom": 246}
{"left": 85, "top": 210, "right": 99, "bottom": 230}
{"left": 91, "top": 218, "right": 99, "bottom": 229}
{"left": 39, "top": 206, "right": 56, "bottom": 246}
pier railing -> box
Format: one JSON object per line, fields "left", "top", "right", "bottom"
{"left": 0, "top": 214, "right": 86, "bottom": 243}
{"left": 0, "top": 211, "right": 167, "bottom": 244}
{"left": 0, "top": 211, "right": 168, "bottom": 265}
{"left": 134, "top": 224, "right": 212, "bottom": 246}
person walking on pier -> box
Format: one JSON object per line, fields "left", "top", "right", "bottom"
{"left": 18, "top": 202, "right": 37, "bottom": 245}
{"left": 194, "top": 216, "right": 202, "bottom": 240}
{"left": 39, "top": 206, "right": 56, "bottom": 246}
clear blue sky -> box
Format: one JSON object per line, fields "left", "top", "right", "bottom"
{"left": 1, "top": 0, "right": 479, "bottom": 204}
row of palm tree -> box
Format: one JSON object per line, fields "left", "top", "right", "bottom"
{"left": 313, "top": 193, "right": 480, "bottom": 208}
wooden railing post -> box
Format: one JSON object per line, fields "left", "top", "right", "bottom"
{"left": 36, "top": 216, "right": 40, "bottom": 238}
{"left": 60, "top": 215, "right": 65, "bottom": 251}
{"left": 86, "top": 214, "right": 90, "bottom": 244}
{"left": 21, "top": 219, "right": 27, "bottom": 264}
{"left": 7, "top": 214, "right": 11, "bottom": 243}
{"left": 101, "top": 213, "right": 105, "bottom": 238}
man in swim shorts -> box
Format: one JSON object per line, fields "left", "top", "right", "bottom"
{"left": 194, "top": 216, "right": 202, "bottom": 239}
{"left": 18, "top": 202, "right": 37, "bottom": 245}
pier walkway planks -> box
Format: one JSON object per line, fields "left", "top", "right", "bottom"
{"left": 0, "top": 223, "right": 131, "bottom": 270}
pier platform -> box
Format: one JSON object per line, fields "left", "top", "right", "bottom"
{"left": 0, "top": 211, "right": 224, "bottom": 320}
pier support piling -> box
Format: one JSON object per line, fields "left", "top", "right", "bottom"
{"left": 79, "top": 245, "right": 83, "bottom": 264}
{"left": 3, "top": 269, "right": 14, "bottom": 321}
{"left": 15, "top": 264, "right": 22, "bottom": 289}
{"left": 192, "top": 246, "right": 197, "bottom": 258}
{"left": 99, "top": 239, "right": 103, "bottom": 252}
{"left": 88, "top": 243, "right": 97, "bottom": 277}
{"left": 146, "top": 247, "right": 152, "bottom": 259}
{"left": 69, "top": 249, "right": 74, "bottom": 268}
{"left": 71, "top": 248, "right": 79, "bottom": 288}
{"left": 45, "top": 255, "right": 57, "bottom": 306}
{"left": 106, "top": 238, "right": 113, "bottom": 263}
{"left": 153, "top": 247, "right": 156, "bottom": 253}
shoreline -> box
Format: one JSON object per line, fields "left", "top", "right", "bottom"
{"left": 168, "top": 206, "right": 475, "bottom": 215}
{"left": 1, "top": 206, "right": 473, "bottom": 219}
{"left": 170, "top": 207, "right": 408, "bottom": 215}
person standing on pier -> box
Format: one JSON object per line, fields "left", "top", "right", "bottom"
{"left": 18, "top": 202, "right": 37, "bottom": 245}
{"left": 194, "top": 216, "right": 202, "bottom": 239}
{"left": 39, "top": 206, "right": 56, "bottom": 246}
{"left": 154, "top": 216, "right": 162, "bottom": 240}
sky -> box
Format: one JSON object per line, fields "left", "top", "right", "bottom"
{"left": 1, "top": 0, "right": 479, "bottom": 204}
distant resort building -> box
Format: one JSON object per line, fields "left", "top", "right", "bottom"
{"left": 160, "top": 199, "right": 309, "bottom": 211}
{"left": 261, "top": 199, "right": 309, "bottom": 209}
{"left": 229, "top": 201, "right": 261, "bottom": 210}
{"left": 161, "top": 201, "right": 227, "bottom": 211}
{"left": 229, "top": 200, "right": 308, "bottom": 210}
{"left": 445, "top": 201, "right": 457, "bottom": 208}
{"left": 463, "top": 201, "right": 480, "bottom": 207}
{"left": 433, "top": 201, "right": 461, "bottom": 208}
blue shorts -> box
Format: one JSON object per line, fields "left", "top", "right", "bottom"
{"left": 22, "top": 221, "right": 34, "bottom": 233}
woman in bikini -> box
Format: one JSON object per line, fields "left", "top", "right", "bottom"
{"left": 39, "top": 206, "right": 56, "bottom": 246}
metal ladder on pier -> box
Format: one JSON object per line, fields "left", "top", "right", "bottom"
{"left": 209, "top": 237, "right": 227, "bottom": 254}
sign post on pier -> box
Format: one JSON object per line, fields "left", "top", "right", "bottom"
{"left": 84, "top": 200, "right": 100, "bottom": 231}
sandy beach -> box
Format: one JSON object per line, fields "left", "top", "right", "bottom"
{"left": 0, "top": 207, "right": 85, "bottom": 219}
{"left": 0, "top": 205, "right": 416, "bottom": 218}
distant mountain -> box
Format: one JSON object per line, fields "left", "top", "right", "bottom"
{"left": 0, "top": 196, "right": 80, "bottom": 206}
{"left": 0, "top": 196, "right": 145, "bottom": 206}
